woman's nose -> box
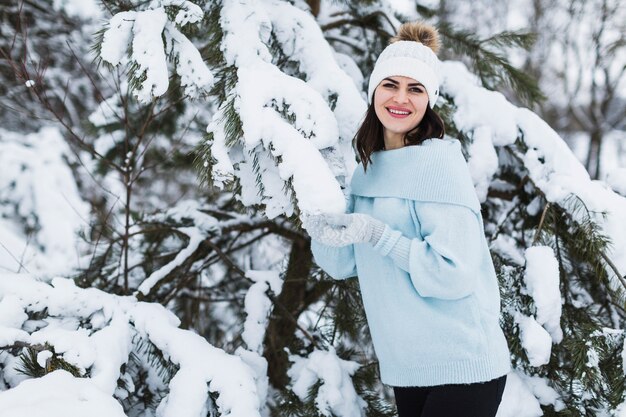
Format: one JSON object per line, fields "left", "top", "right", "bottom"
{"left": 394, "top": 89, "right": 409, "bottom": 103}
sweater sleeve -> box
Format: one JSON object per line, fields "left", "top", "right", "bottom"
{"left": 309, "top": 194, "right": 358, "bottom": 280}
{"left": 372, "top": 201, "right": 483, "bottom": 300}
{"left": 310, "top": 240, "right": 358, "bottom": 280}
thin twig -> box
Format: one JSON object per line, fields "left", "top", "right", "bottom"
{"left": 532, "top": 202, "right": 551, "bottom": 245}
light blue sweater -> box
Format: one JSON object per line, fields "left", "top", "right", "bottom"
{"left": 311, "top": 138, "right": 511, "bottom": 387}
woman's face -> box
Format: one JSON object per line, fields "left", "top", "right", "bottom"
{"left": 373, "top": 76, "right": 430, "bottom": 138}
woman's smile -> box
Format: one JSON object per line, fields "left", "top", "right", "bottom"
{"left": 386, "top": 106, "right": 412, "bottom": 118}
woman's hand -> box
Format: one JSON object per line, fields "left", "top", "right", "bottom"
{"left": 302, "top": 213, "right": 385, "bottom": 247}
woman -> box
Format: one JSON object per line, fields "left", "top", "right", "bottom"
{"left": 303, "top": 22, "right": 511, "bottom": 417}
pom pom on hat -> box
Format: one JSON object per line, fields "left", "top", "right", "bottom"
{"left": 367, "top": 22, "right": 442, "bottom": 108}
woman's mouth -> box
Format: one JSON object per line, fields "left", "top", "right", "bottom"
{"left": 386, "top": 107, "right": 411, "bottom": 118}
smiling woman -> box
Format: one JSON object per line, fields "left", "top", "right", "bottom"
{"left": 302, "top": 21, "right": 511, "bottom": 417}
{"left": 352, "top": 26, "right": 446, "bottom": 170}
{"left": 373, "top": 76, "right": 430, "bottom": 150}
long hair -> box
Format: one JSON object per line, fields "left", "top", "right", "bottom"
{"left": 353, "top": 93, "right": 445, "bottom": 172}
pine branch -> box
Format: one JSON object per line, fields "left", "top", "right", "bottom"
{"left": 15, "top": 344, "right": 84, "bottom": 378}
{"left": 438, "top": 23, "right": 545, "bottom": 106}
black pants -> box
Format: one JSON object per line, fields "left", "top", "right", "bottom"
{"left": 393, "top": 374, "right": 507, "bottom": 417}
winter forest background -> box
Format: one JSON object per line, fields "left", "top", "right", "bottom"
{"left": 0, "top": 0, "right": 625, "bottom": 416}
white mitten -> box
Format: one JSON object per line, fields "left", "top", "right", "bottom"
{"left": 303, "top": 213, "right": 385, "bottom": 247}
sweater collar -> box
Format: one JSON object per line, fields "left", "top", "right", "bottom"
{"left": 350, "top": 139, "right": 481, "bottom": 213}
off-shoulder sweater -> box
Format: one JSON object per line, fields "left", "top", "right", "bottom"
{"left": 310, "top": 138, "right": 511, "bottom": 387}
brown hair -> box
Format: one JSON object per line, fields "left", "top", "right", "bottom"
{"left": 355, "top": 21, "right": 444, "bottom": 171}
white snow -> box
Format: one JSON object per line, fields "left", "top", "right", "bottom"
{"left": 100, "top": 12, "right": 136, "bottom": 66}
{"left": 36, "top": 351, "right": 53, "bottom": 368}
{"left": 100, "top": 4, "right": 213, "bottom": 104}
{"left": 242, "top": 270, "right": 282, "bottom": 353}
{"left": 215, "top": 0, "right": 367, "bottom": 219}
{"left": 514, "top": 312, "right": 553, "bottom": 367}
{"left": 0, "top": 370, "right": 127, "bottom": 417}
{"left": 149, "top": 0, "right": 204, "bottom": 26}
{"left": 137, "top": 200, "right": 220, "bottom": 295}
{"left": 491, "top": 234, "right": 526, "bottom": 266}
{"left": 467, "top": 126, "right": 499, "bottom": 202}
{"left": 136, "top": 227, "right": 205, "bottom": 296}
{"left": 0, "top": 295, "right": 28, "bottom": 327}
{"left": 88, "top": 94, "right": 123, "bottom": 128}
{"left": 0, "top": 127, "right": 90, "bottom": 276}
{"left": 496, "top": 371, "right": 564, "bottom": 417}
{"left": 519, "top": 374, "right": 565, "bottom": 411}
{"left": 205, "top": 107, "right": 236, "bottom": 189}
{"left": 165, "top": 24, "right": 214, "bottom": 99}
{"left": 523, "top": 246, "right": 563, "bottom": 343}
{"left": 0, "top": 273, "right": 263, "bottom": 417}
{"left": 238, "top": 269, "right": 284, "bottom": 417}
{"left": 132, "top": 9, "right": 169, "bottom": 103}
{"left": 1, "top": 2, "right": 625, "bottom": 416}
{"left": 288, "top": 348, "right": 365, "bottom": 417}
{"left": 606, "top": 168, "right": 626, "bottom": 196}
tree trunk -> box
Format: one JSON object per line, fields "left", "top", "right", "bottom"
{"left": 585, "top": 129, "right": 603, "bottom": 180}
{"left": 263, "top": 237, "right": 313, "bottom": 389}
{"left": 306, "top": 0, "right": 320, "bottom": 17}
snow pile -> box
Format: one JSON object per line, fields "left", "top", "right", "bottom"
{"left": 514, "top": 246, "right": 563, "bottom": 369}
{"left": 288, "top": 348, "right": 365, "bottom": 417}
{"left": 514, "top": 313, "right": 553, "bottom": 367}
{"left": 0, "top": 127, "right": 90, "bottom": 276}
{"left": 0, "top": 273, "right": 262, "bottom": 417}
{"left": 523, "top": 246, "right": 563, "bottom": 343}
{"left": 234, "top": 269, "right": 284, "bottom": 417}
{"left": 0, "top": 370, "right": 126, "bottom": 417}
{"left": 129, "top": 9, "right": 170, "bottom": 102}
{"left": 208, "top": 0, "right": 365, "bottom": 218}
{"left": 496, "top": 371, "right": 565, "bottom": 417}
{"left": 242, "top": 270, "right": 283, "bottom": 353}
{"left": 100, "top": 1, "right": 213, "bottom": 103}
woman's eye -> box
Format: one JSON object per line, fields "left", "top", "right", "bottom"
{"left": 383, "top": 83, "right": 396, "bottom": 88}
{"left": 410, "top": 88, "right": 424, "bottom": 93}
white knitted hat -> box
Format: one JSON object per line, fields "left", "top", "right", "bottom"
{"left": 367, "top": 40, "right": 441, "bottom": 108}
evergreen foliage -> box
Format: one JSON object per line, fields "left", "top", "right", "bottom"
{"left": 437, "top": 22, "right": 545, "bottom": 106}
{"left": 486, "top": 137, "right": 626, "bottom": 415}
{"left": 15, "top": 344, "right": 84, "bottom": 378}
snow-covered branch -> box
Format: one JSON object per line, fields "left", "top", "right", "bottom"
{"left": 0, "top": 273, "right": 262, "bottom": 417}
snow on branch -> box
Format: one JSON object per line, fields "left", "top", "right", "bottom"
{"left": 523, "top": 246, "right": 563, "bottom": 343}
{"left": 0, "top": 127, "right": 90, "bottom": 277}
{"left": 206, "top": 0, "right": 366, "bottom": 218}
{"left": 149, "top": 0, "right": 204, "bottom": 26}
{"left": 0, "top": 273, "right": 262, "bottom": 417}
{"left": 99, "top": 1, "right": 213, "bottom": 103}
{"left": 512, "top": 246, "right": 563, "bottom": 368}
{"left": 242, "top": 270, "right": 283, "bottom": 354}
{"left": 288, "top": 348, "right": 366, "bottom": 417}
{"left": 0, "top": 370, "right": 127, "bottom": 417}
